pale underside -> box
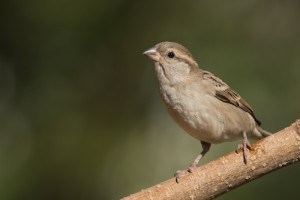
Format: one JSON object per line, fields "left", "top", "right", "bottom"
{"left": 154, "top": 62, "right": 262, "bottom": 144}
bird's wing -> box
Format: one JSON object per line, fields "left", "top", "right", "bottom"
{"left": 202, "top": 70, "right": 261, "bottom": 125}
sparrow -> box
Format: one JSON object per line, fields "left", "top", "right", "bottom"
{"left": 143, "top": 42, "right": 271, "bottom": 183}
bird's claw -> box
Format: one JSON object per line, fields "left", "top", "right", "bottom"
{"left": 174, "top": 164, "right": 197, "bottom": 183}
{"left": 236, "top": 132, "right": 253, "bottom": 164}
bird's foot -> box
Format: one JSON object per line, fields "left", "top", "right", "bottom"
{"left": 174, "top": 163, "right": 197, "bottom": 183}
{"left": 236, "top": 132, "right": 253, "bottom": 164}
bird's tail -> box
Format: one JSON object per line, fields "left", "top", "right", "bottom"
{"left": 256, "top": 126, "right": 272, "bottom": 138}
{"left": 251, "top": 125, "right": 272, "bottom": 139}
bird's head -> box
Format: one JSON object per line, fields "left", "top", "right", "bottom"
{"left": 143, "top": 42, "right": 199, "bottom": 82}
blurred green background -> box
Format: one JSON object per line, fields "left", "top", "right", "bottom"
{"left": 0, "top": 0, "right": 299, "bottom": 199}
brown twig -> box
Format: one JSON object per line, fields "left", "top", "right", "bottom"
{"left": 122, "top": 120, "right": 300, "bottom": 200}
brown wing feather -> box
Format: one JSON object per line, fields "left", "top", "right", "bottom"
{"left": 202, "top": 71, "right": 261, "bottom": 126}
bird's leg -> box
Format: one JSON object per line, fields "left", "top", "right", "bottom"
{"left": 175, "top": 141, "right": 211, "bottom": 183}
{"left": 236, "top": 131, "right": 253, "bottom": 164}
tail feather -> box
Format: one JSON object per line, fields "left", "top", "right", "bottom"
{"left": 256, "top": 126, "right": 272, "bottom": 138}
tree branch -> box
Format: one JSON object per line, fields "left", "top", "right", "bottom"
{"left": 122, "top": 120, "right": 300, "bottom": 200}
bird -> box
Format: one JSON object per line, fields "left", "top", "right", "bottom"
{"left": 143, "top": 41, "right": 271, "bottom": 183}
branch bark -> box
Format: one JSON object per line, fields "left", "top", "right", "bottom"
{"left": 122, "top": 120, "right": 300, "bottom": 200}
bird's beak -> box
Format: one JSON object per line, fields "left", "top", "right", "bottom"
{"left": 143, "top": 47, "right": 160, "bottom": 62}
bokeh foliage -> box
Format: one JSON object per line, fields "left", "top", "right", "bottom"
{"left": 0, "top": 1, "right": 299, "bottom": 199}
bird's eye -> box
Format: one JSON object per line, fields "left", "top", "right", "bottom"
{"left": 167, "top": 52, "right": 175, "bottom": 58}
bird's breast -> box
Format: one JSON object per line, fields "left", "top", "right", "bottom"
{"left": 158, "top": 82, "right": 255, "bottom": 144}
{"left": 158, "top": 83, "right": 221, "bottom": 141}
